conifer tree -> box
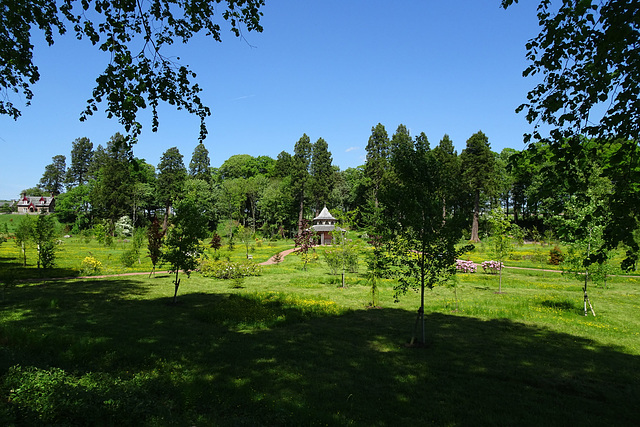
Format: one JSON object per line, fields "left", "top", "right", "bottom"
{"left": 364, "top": 123, "right": 390, "bottom": 208}
{"left": 65, "top": 137, "right": 94, "bottom": 188}
{"left": 309, "top": 137, "right": 335, "bottom": 214}
{"left": 157, "top": 147, "right": 187, "bottom": 232}
{"left": 189, "top": 142, "right": 211, "bottom": 182}
{"left": 461, "top": 131, "right": 495, "bottom": 242}
{"left": 291, "top": 134, "right": 312, "bottom": 235}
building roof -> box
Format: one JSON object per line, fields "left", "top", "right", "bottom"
{"left": 313, "top": 206, "right": 336, "bottom": 221}
{"left": 17, "top": 195, "right": 54, "bottom": 207}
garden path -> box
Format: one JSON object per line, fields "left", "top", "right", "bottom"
{"left": 258, "top": 247, "right": 299, "bottom": 266}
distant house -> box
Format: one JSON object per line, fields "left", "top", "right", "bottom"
{"left": 311, "top": 207, "right": 343, "bottom": 245}
{"left": 17, "top": 194, "right": 55, "bottom": 214}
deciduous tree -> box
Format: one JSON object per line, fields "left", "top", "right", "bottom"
{"left": 487, "top": 207, "right": 515, "bottom": 293}
{"left": 14, "top": 216, "right": 34, "bottom": 266}
{"left": 502, "top": 0, "right": 640, "bottom": 143}
{"left": 1, "top": 0, "right": 265, "bottom": 142}
{"left": 33, "top": 211, "right": 57, "bottom": 269}
{"left": 161, "top": 197, "right": 208, "bottom": 303}
{"left": 380, "top": 128, "right": 471, "bottom": 345}
{"left": 147, "top": 217, "right": 164, "bottom": 277}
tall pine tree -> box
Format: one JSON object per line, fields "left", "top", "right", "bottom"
{"left": 309, "top": 137, "right": 335, "bottom": 214}
{"left": 157, "top": 147, "right": 187, "bottom": 232}
{"left": 461, "top": 131, "right": 495, "bottom": 242}
{"left": 364, "top": 123, "right": 390, "bottom": 208}
{"left": 189, "top": 142, "right": 211, "bottom": 182}
{"left": 39, "top": 155, "right": 66, "bottom": 196}
{"left": 291, "top": 134, "right": 312, "bottom": 235}
{"left": 65, "top": 137, "right": 94, "bottom": 188}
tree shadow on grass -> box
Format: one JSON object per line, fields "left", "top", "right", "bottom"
{"left": 0, "top": 254, "right": 79, "bottom": 282}
{"left": 0, "top": 281, "right": 638, "bottom": 425}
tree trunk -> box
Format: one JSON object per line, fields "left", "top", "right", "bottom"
{"left": 470, "top": 190, "right": 480, "bottom": 242}
{"left": 173, "top": 272, "right": 180, "bottom": 304}
{"left": 442, "top": 197, "right": 447, "bottom": 222}
{"left": 163, "top": 202, "right": 170, "bottom": 233}
{"left": 505, "top": 191, "right": 510, "bottom": 217}
{"left": 297, "top": 196, "right": 304, "bottom": 236}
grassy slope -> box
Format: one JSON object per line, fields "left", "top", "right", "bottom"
{"left": 1, "top": 238, "right": 639, "bottom": 425}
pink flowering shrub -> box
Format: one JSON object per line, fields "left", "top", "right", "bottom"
{"left": 456, "top": 259, "right": 477, "bottom": 273}
{"left": 481, "top": 260, "right": 504, "bottom": 274}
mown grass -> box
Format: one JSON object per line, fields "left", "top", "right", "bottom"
{"left": 0, "top": 230, "right": 296, "bottom": 281}
{"left": 1, "top": 236, "right": 639, "bottom": 425}
{"left": 1, "top": 223, "right": 639, "bottom": 424}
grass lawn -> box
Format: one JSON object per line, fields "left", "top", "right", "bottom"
{"left": 1, "top": 235, "right": 639, "bottom": 425}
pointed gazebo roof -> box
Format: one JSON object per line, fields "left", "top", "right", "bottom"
{"left": 313, "top": 206, "right": 336, "bottom": 221}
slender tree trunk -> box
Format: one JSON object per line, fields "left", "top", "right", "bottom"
{"left": 583, "top": 231, "right": 596, "bottom": 316}
{"left": 505, "top": 191, "right": 510, "bottom": 217}
{"left": 163, "top": 202, "right": 170, "bottom": 233}
{"left": 173, "top": 272, "right": 180, "bottom": 304}
{"left": 471, "top": 190, "right": 480, "bottom": 242}
{"left": 442, "top": 197, "right": 447, "bottom": 222}
{"left": 297, "top": 196, "right": 304, "bottom": 236}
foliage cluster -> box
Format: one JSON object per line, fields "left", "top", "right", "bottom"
{"left": 481, "top": 260, "right": 504, "bottom": 274}
{"left": 456, "top": 259, "right": 477, "bottom": 273}
{"left": 199, "top": 259, "right": 262, "bottom": 280}
{"left": 549, "top": 246, "right": 565, "bottom": 265}
{"left": 80, "top": 256, "right": 102, "bottom": 275}
{"left": 322, "top": 245, "right": 359, "bottom": 275}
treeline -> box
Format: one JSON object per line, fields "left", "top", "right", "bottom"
{"left": 25, "top": 125, "right": 640, "bottom": 260}
{"left": 30, "top": 132, "right": 347, "bottom": 237}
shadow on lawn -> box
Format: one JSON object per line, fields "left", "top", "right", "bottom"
{"left": 0, "top": 255, "right": 79, "bottom": 282}
{"left": 1, "top": 279, "right": 639, "bottom": 425}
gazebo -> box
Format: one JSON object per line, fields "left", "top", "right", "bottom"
{"left": 311, "top": 207, "right": 342, "bottom": 245}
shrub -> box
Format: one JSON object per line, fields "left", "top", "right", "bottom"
{"left": 81, "top": 229, "right": 92, "bottom": 243}
{"left": 323, "top": 249, "right": 342, "bottom": 275}
{"left": 2, "top": 365, "right": 176, "bottom": 425}
{"left": 549, "top": 246, "right": 564, "bottom": 265}
{"left": 482, "top": 260, "right": 503, "bottom": 274}
{"left": 456, "top": 259, "right": 477, "bottom": 273}
{"left": 80, "top": 256, "right": 102, "bottom": 275}
{"left": 323, "top": 245, "right": 358, "bottom": 275}
{"left": 115, "top": 215, "right": 133, "bottom": 237}
{"left": 120, "top": 249, "right": 137, "bottom": 268}
{"left": 93, "top": 223, "right": 106, "bottom": 245}
{"left": 345, "top": 249, "right": 359, "bottom": 273}
{"left": 200, "top": 259, "right": 262, "bottom": 279}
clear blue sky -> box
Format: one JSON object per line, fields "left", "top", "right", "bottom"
{"left": 0, "top": 1, "right": 541, "bottom": 200}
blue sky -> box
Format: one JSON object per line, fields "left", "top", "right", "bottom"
{"left": 0, "top": 1, "right": 541, "bottom": 200}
